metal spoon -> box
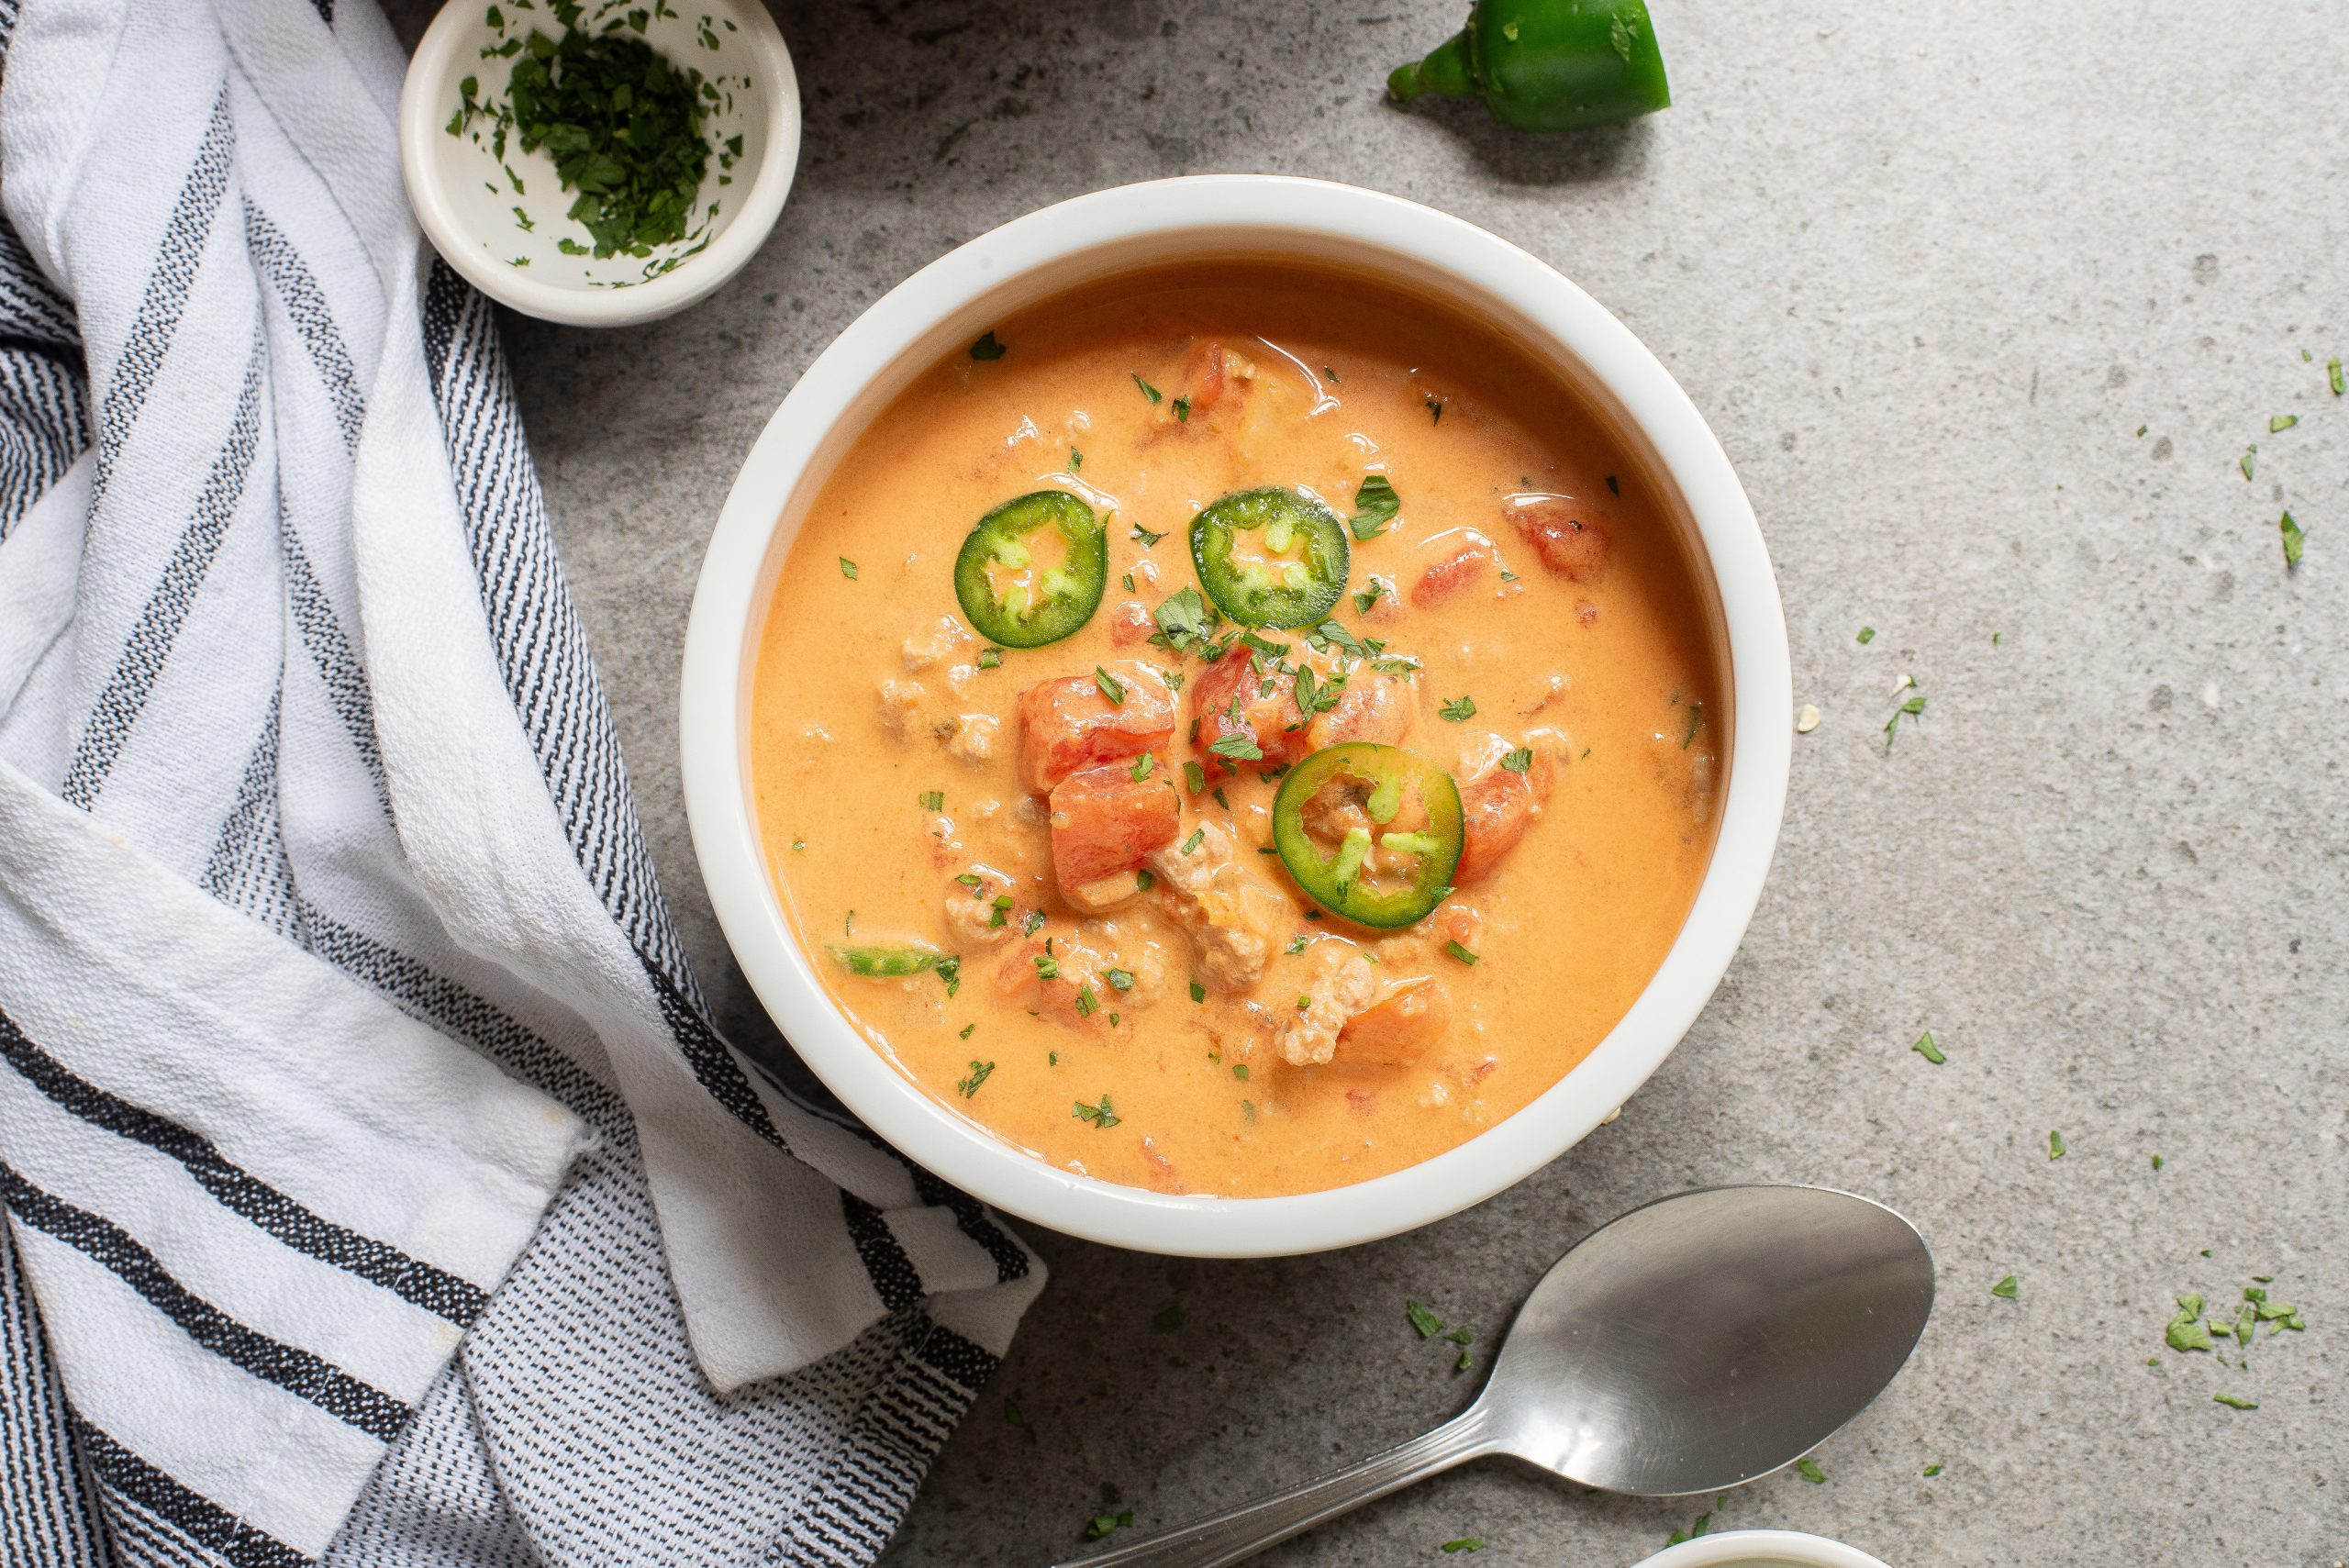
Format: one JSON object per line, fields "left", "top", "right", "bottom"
{"left": 1054, "top": 1184, "right": 1933, "bottom": 1568}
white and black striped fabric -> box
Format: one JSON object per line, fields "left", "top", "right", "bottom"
{"left": 0, "top": 1, "right": 1042, "bottom": 1563}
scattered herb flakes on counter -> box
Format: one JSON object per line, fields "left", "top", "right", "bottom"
{"left": 2212, "top": 1392, "right": 2258, "bottom": 1410}
{"left": 1441, "top": 1540, "right": 1485, "bottom": 1554}
{"left": 2240, "top": 445, "right": 2256, "bottom": 481}
{"left": 1855, "top": 625, "right": 1876, "bottom": 644}
{"left": 1990, "top": 1274, "right": 2019, "bottom": 1299}
{"left": 1882, "top": 689, "right": 1927, "bottom": 751}
{"left": 1152, "top": 1303, "right": 1186, "bottom": 1333}
{"left": 2269, "top": 413, "right": 2299, "bottom": 432}
{"left": 1085, "top": 1509, "right": 1135, "bottom": 1540}
{"left": 1665, "top": 1509, "right": 1712, "bottom": 1545}
{"left": 1794, "top": 1458, "right": 1827, "bottom": 1485}
{"left": 2165, "top": 1295, "right": 2215, "bottom": 1351}
{"left": 2048, "top": 1129, "right": 2066, "bottom": 1161}
{"left": 1911, "top": 1029, "right": 1947, "bottom": 1065}
{"left": 1680, "top": 701, "right": 1703, "bottom": 748}
{"left": 954, "top": 1060, "right": 994, "bottom": 1098}
{"left": 1922, "top": 1462, "right": 1944, "bottom": 1477}
{"left": 2331, "top": 356, "right": 2345, "bottom": 395}
{"left": 969, "top": 330, "right": 1006, "bottom": 361}
{"left": 2152, "top": 1153, "right": 2164, "bottom": 1170}
{"left": 2279, "top": 511, "right": 2304, "bottom": 570}
{"left": 1407, "top": 1298, "right": 1447, "bottom": 1338}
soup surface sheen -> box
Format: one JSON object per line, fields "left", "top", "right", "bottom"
{"left": 752, "top": 264, "right": 1723, "bottom": 1198}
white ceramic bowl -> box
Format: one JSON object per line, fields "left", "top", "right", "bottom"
{"left": 1632, "top": 1529, "right": 1891, "bottom": 1568}
{"left": 681, "top": 175, "right": 1791, "bottom": 1255}
{"left": 397, "top": 0, "right": 799, "bottom": 327}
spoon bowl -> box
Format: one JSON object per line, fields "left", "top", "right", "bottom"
{"left": 1057, "top": 1185, "right": 1933, "bottom": 1568}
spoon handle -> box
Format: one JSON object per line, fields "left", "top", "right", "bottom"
{"left": 1049, "top": 1406, "right": 1496, "bottom": 1568}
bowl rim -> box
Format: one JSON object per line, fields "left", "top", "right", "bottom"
{"left": 680, "top": 174, "right": 1791, "bottom": 1256}
{"left": 1630, "top": 1528, "right": 1893, "bottom": 1568}
{"left": 395, "top": 0, "right": 801, "bottom": 328}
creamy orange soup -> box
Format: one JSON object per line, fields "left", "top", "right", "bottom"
{"left": 751, "top": 263, "right": 1723, "bottom": 1198}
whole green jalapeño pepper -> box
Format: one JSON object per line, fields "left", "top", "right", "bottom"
{"left": 1388, "top": 0, "right": 1670, "bottom": 134}
{"left": 953, "top": 490, "right": 1108, "bottom": 649}
{"left": 1272, "top": 743, "right": 1463, "bottom": 929}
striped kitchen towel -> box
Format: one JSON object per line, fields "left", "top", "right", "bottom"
{"left": 0, "top": 0, "right": 1041, "bottom": 1563}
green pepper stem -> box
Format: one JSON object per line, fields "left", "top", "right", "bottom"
{"left": 1387, "top": 30, "right": 1475, "bottom": 103}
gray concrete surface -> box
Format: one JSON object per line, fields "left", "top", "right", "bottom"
{"left": 386, "top": 1, "right": 2347, "bottom": 1562}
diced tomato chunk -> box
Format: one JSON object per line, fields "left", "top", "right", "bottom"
{"left": 1016, "top": 662, "right": 1176, "bottom": 793}
{"left": 1108, "top": 600, "right": 1154, "bottom": 646}
{"left": 1190, "top": 651, "right": 1310, "bottom": 779}
{"left": 1412, "top": 533, "right": 1503, "bottom": 607}
{"left": 1048, "top": 763, "right": 1180, "bottom": 890}
{"left": 1339, "top": 978, "right": 1451, "bottom": 1067}
{"left": 1306, "top": 673, "right": 1413, "bottom": 751}
{"left": 1454, "top": 740, "right": 1561, "bottom": 884}
{"left": 1178, "top": 338, "right": 1254, "bottom": 415}
{"left": 1506, "top": 498, "right": 1612, "bottom": 582}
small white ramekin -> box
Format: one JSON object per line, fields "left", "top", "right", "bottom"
{"left": 397, "top": 0, "right": 799, "bottom": 327}
{"left": 680, "top": 175, "right": 1790, "bottom": 1255}
{"left": 1631, "top": 1529, "right": 1892, "bottom": 1568}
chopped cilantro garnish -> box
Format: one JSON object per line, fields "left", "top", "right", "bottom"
{"left": 1990, "top": 1274, "right": 2019, "bottom": 1299}
{"left": 1681, "top": 701, "right": 1703, "bottom": 749}
{"left": 1406, "top": 1299, "right": 1446, "bottom": 1337}
{"left": 1131, "top": 373, "right": 1162, "bottom": 405}
{"left": 1212, "top": 786, "right": 1231, "bottom": 811}
{"left": 960, "top": 1023, "right": 975, "bottom": 1040}
{"left": 1794, "top": 1458, "right": 1826, "bottom": 1484}
{"left": 1085, "top": 1509, "right": 1135, "bottom": 1540}
{"left": 955, "top": 1060, "right": 994, "bottom": 1097}
{"left": 1911, "top": 1030, "right": 1946, "bottom": 1065}
{"left": 1151, "top": 585, "right": 1223, "bottom": 658}
{"left": 1032, "top": 950, "right": 1060, "bottom": 981}
{"left": 1499, "top": 748, "right": 1533, "bottom": 773}
{"left": 1074, "top": 983, "right": 1098, "bottom": 1018}
{"left": 1604, "top": 473, "right": 1620, "bottom": 495}
{"left": 1438, "top": 695, "right": 1477, "bottom": 722}
{"left": 1105, "top": 967, "right": 1136, "bottom": 991}
{"left": 1209, "top": 733, "right": 1264, "bottom": 762}
{"left": 1130, "top": 751, "right": 1154, "bottom": 782}
{"left": 1183, "top": 760, "right": 1208, "bottom": 795}
{"left": 838, "top": 557, "right": 857, "bottom": 579}
{"left": 1072, "top": 1094, "right": 1119, "bottom": 1129}
{"left": 969, "top": 330, "right": 1006, "bottom": 361}
{"left": 1172, "top": 395, "right": 1191, "bottom": 423}
{"left": 1347, "top": 474, "right": 1400, "bottom": 540}
{"left": 977, "top": 647, "right": 1004, "bottom": 669}
{"left": 918, "top": 790, "right": 944, "bottom": 811}
{"left": 1883, "top": 691, "right": 1926, "bottom": 751}
{"left": 1856, "top": 625, "right": 1876, "bottom": 644}
{"left": 1232, "top": 1063, "right": 1250, "bottom": 1082}
{"left": 1069, "top": 447, "right": 1083, "bottom": 471}
{"left": 1354, "top": 577, "right": 1388, "bottom": 615}
{"left": 2048, "top": 1129, "right": 2066, "bottom": 1160}
{"left": 1181, "top": 828, "right": 1206, "bottom": 855}
{"left": 1130, "top": 522, "right": 1162, "bottom": 547}
{"left": 1444, "top": 940, "right": 1478, "bottom": 965}
{"left": 1189, "top": 981, "right": 1206, "bottom": 1003}
{"left": 1425, "top": 394, "right": 1444, "bottom": 423}
{"left": 1095, "top": 666, "right": 1126, "bottom": 705}
{"left": 1285, "top": 934, "right": 1308, "bottom": 955}
{"left": 955, "top": 872, "right": 983, "bottom": 890}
